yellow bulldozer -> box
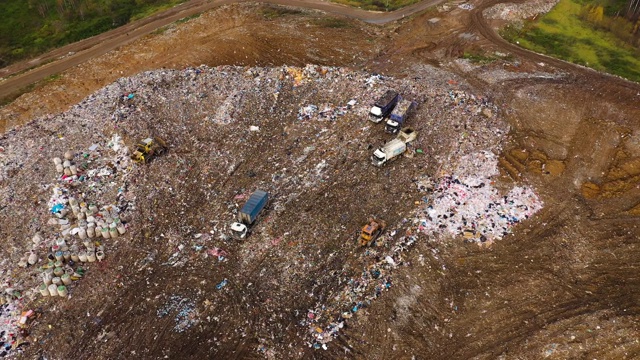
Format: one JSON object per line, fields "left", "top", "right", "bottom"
{"left": 359, "top": 218, "right": 386, "bottom": 246}
{"left": 130, "top": 137, "right": 167, "bottom": 164}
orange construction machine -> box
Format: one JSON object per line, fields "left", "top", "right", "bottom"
{"left": 359, "top": 218, "right": 386, "bottom": 246}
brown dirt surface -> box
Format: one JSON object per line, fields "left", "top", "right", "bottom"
{"left": 1, "top": 1, "right": 640, "bottom": 360}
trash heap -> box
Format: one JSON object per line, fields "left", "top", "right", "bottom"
{"left": 297, "top": 103, "right": 348, "bottom": 121}
{"left": 157, "top": 295, "right": 199, "bottom": 333}
{"left": 0, "top": 63, "right": 546, "bottom": 358}
{"left": 302, "top": 232, "right": 418, "bottom": 349}
{"left": 161, "top": 231, "right": 229, "bottom": 268}
{"left": 34, "top": 135, "right": 132, "bottom": 298}
{"left": 483, "top": 0, "right": 559, "bottom": 22}
{"left": 0, "top": 132, "right": 134, "bottom": 356}
{"left": 0, "top": 292, "right": 31, "bottom": 356}
{"left": 416, "top": 151, "right": 543, "bottom": 244}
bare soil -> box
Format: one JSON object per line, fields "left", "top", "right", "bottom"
{"left": 1, "top": 1, "right": 640, "bottom": 359}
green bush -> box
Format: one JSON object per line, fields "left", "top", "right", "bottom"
{"left": 505, "top": 0, "right": 640, "bottom": 83}
{"left": 0, "top": 0, "right": 183, "bottom": 67}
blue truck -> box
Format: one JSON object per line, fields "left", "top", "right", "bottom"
{"left": 369, "top": 90, "right": 399, "bottom": 123}
{"left": 230, "top": 190, "right": 269, "bottom": 239}
{"left": 385, "top": 99, "right": 416, "bottom": 134}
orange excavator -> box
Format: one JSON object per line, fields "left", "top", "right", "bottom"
{"left": 359, "top": 218, "right": 386, "bottom": 246}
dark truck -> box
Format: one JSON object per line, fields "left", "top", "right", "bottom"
{"left": 230, "top": 190, "right": 269, "bottom": 239}
{"left": 385, "top": 99, "right": 416, "bottom": 134}
{"left": 369, "top": 90, "right": 399, "bottom": 123}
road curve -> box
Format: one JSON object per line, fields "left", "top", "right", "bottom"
{"left": 469, "top": 0, "right": 640, "bottom": 92}
{"left": 0, "top": 0, "right": 444, "bottom": 100}
{"left": 1, "top": 0, "right": 639, "bottom": 102}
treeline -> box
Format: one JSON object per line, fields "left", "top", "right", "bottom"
{"left": 579, "top": 0, "right": 640, "bottom": 47}
{"left": 0, "top": 0, "right": 181, "bottom": 68}
{"left": 624, "top": 0, "right": 640, "bottom": 20}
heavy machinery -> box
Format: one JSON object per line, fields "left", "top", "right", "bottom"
{"left": 385, "top": 99, "right": 416, "bottom": 134}
{"left": 369, "top": 90, "right": 399, "bottom": 123}
{"left": 359, "top": 218, "right": 386, "bottom": 246}
{"left": 130, "top": 137, "right": 167, "bottom": 164}
{"left": 230, "top": 190, "right": 269, "bottom": 240}
{"left": 371, "top": 127, "right": 417, "bottom": 167}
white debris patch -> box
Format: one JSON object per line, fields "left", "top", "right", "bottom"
{"left": 417, "top": 151, "right": 543, "bottom": 243}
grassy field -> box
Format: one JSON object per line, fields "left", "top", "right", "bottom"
{"left": 0, "top": 0, "right": 183, "bottom": 68}
{"left": 330, "top": 0, "right": 420, "bottom": 11}
{"left": 501, "top": 0, "right": 640, "bottom": 82}
{"left": 0, "top": 0, "right": 421, "bottom": 69}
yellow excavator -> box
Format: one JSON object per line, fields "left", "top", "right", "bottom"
{"left": 130, "top": 137, "right": 167, "bottom": 164}
{"left": 359, "top": 218, "right": 386, "bottom": 246}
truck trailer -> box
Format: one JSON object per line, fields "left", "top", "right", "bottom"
{"left": 230, "top": 190, "right": 269, "bottom": 239}
{"left": 369, "top": 90, "right": 399, "bottom": 123}
{"left": 385, "top": 99, "right": 415, "bottom": 134}
{"left": 371, "top": 127, "right": 417, "bottom": 167}
{"left": 372, "top": 139, "right": 406, "bottom": 167}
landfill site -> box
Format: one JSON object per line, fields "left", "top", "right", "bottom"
{"left": 1, "top": 1, "right": 640, "bottom": 359}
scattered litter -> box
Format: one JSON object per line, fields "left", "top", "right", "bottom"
{"left": 157, "top": 295, "right": 198, "bottom": 332}
{"left": 415, "top": 151, "right": 543, "bottom": 243}
{"left": 216, "top": 279, "right": 228, "bottom": 290}
{"left": 0, "top": 63, "right": 542, "bottom": 358}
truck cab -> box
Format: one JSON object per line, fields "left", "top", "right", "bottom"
{"left": 369, "top": 90, "right": 399, "bottom": 123}
{"left": 230, "top": 190, "right": 269, "bottom": 240}
{"left": 385, "top": 99, "right": 415, "bottom": 134}
{"left": 230, "top": 222, "right": 248, "bottom": 239}
{"left": 372, "top": 148, "right": 388, "bottom": 167}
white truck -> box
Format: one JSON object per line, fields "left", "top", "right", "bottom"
{"left": 369, "top": 90, "right": 399, "bottom": 123}
{"left": 371, "top": 127, "right": 417, "bottom": 167}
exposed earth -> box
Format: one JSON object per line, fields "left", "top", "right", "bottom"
{"left": 1, "top": 1, "right": 640, "bottom": 359}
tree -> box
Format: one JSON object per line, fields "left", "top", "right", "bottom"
{"left": 627, "top": 0, "right": 640, "bottom": 20}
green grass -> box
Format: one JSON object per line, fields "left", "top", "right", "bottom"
{"left": 0, "top": 0, "right": 184, "bottom": 68}
{"left": 462, "top": 51, "right": 498, "bottom": 64}
{"left": 260, "top": 5, "right": 304, "bottom": 20}
{"left": 175, "top": 13, "right": 200, "bottom": 24}
{"left": 312, "top": 17, "right": 353, "bottom": 28}
{"left": 330, "top": 0, "right": 420, "bottom": 11}
{"left": 501, "top": 0, "right": 640, "bottom": 82}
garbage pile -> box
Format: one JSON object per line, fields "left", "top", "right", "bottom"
{"left": 0, "top": 292, "right": 31, "bottom": 356}
{"left": 297, "top": 103, "right": 348, "bottom": 121}
{"left": 415, "top": 151, "right": 543, "bottom": 244}
{"left": 302, "top": 232, "right": 418, "bottom": 349}
{"left": 35, "top": 135, "right": 132, "bottom": 296}
{"left": 0, "top": 131, "right": 134, "bottom": 356}
{"left": 0, "top": 63, "right": 546, "bottom": 358}
{"left": 157, "top": 295, "right": 199, "bottom": 333}
{"left": 483, "top": 0, "right": 559, "bottom": 22}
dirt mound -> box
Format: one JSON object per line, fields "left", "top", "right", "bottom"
{"left": 0, "top": 3, "right": 383, "bottom": 134}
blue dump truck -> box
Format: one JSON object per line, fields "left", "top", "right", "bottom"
{"left": 369, "top": 90, "right": 399, "bottom": 123}
{"left": 385, "top": 99, "right": 416, "bottom": 134}
{"left": 230, "top": 190, "right": 269, "bottom": 239}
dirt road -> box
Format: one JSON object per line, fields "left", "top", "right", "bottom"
{"left": 468, "top": 0, "right": 640, "bottom": 93}
{"left": 4, "top": 0, "right": 639, "bottom": 105}
{"left": 0, "top": 0, "right": 442, "bottom": 101}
